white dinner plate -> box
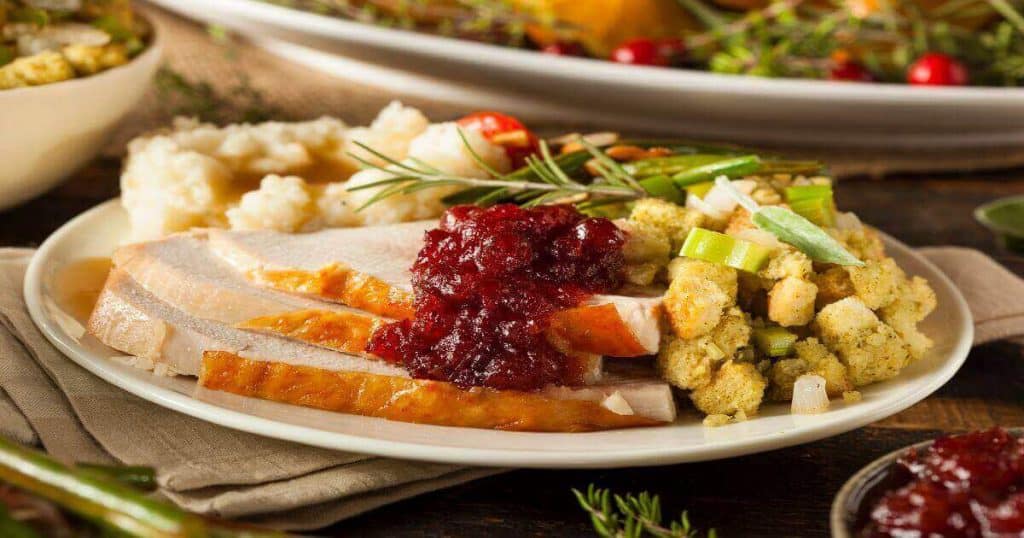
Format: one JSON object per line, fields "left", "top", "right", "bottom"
{"left": 145, "top": 0, "right": 1024, "bottom": 149}
{"left": 25, "top": 200, "right": 973, "bottom": 468}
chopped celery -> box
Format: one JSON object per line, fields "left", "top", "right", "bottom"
{"left": 786, "top": 185, "right": 836, "bottom": 227}
{"left": 679, "top": 228, "right": 772, "bottom": 273}
{"left": 753, "top": 326, "right": 797, "bottom": 357}
{"left": 622, "top": 154, "right": 727, "bottom": 178}
{"left": 639, "top": 175, "right": 686, "bottom": 205}
{"left": 671, "top": 155, "right": 761, "bottom": 187}
{"left": 789, "top": 197, "right": 836, "bottom": 227}
{"left": 685, "top": 181, "right": 714, "bottom": 198}
{"left": 785, "top": 184, "right": 833, "bottom": 202}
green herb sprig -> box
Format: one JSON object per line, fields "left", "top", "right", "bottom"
{"left": 677, "top": 0, "right": 1024, "bottom": 85}
{"left": 346, "top": 132, "right": 647, "bottom": 211}
{"left": 573, "top": 484, "right": 717, "bottom": 538}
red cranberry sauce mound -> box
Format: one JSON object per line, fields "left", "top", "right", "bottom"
{"left": 366, "top": 204, "right": 627, "bottom": 392}
{"left": 867, "top": 427, "right": 1024, "bottom": 537}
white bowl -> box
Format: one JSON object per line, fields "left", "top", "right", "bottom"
{"left": 0, "top": 24, "right": 162, "bottom": 211}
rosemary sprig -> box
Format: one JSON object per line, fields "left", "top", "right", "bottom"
{"left": 573, "top": 484, "right": 717, "bottom": 538}
{"left": 346, "top": 132, "right": 647, "bottom": 211}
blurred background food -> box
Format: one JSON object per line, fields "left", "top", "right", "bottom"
{"left": 262, "top": 0, "right": 1024, "bottom": 86}
{"left": 0, "top": 0, "right": 151, "bottom": 89}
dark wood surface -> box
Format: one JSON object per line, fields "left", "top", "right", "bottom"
{"left": 2, "top": 159, "right": 1022, "bottom": 537}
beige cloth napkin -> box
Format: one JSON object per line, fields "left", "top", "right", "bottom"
{"left": 0, "top": 246, "right": 1021, "bottom": 531}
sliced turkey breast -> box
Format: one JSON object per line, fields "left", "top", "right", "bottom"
{"left": 87, "top": 271, "right": 677, "bottom": 430}
{"left": 205, "top": 224, "right": 663, "bottom": 356}
{"left": 111, "top": 232, "right": 603, "bottom": 384}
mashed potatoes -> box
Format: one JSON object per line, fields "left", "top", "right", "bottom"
{"left": 121, "top": 102, "right": 510, "bottom": 241}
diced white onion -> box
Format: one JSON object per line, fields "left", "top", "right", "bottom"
{"left": 601, "top": 391, "right": 635, "bottom": 416}
{"left": 791, "top": 374, "right": 830, "bottom": 414}
{"left": 17, "top": 23, "right": 111, "bottom": 56}
{"left": 701, "top": 178, "right": 757, "bottom": 216}
{"left": 685, "top": 193, "right": 726, "bottom": 220}
{"left": 834, "top": 211, "right": 864, "bottom": 231}
{"left": 731, "top": 228, "right": 783, "bottom": 250}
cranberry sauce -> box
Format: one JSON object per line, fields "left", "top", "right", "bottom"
{"left": 366, "top": 204, "right": 626, "bottom": 391}
{"left": 867, "top": 428, "right": 1024, "bottom": 537}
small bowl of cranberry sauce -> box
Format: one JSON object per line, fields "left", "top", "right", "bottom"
{"left": 831, "top": 427, "right": 1024, "bottom": 537}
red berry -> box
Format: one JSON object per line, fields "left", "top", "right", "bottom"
{"left": 655, "top": 38, "right": 686, "bottom": 66}
{"left": 829, "top": 61, "right": 873, "bottom": 82}
{"left": 456, "top": 111, "right": 539, "bottom": 169}
{"left": 541, "top": 41, "right": 586, "bottom": 57}
{"left": 611, "top": 38, "right": 664, "bottom": 66}
{"left": 907, "top": 53, "right": 969, "bottom": 86}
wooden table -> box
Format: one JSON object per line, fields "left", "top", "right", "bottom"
{"left": 3, "top": 159, "right": 1022, "bottom": 537}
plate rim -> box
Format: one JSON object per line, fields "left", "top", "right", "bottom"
{"left": 147, "top": 0, "right": 1024, "bottom": 105}
{"left": 24, "top": 199, "right": 975, "bottom": 468}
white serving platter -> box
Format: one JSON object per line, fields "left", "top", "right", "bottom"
{"left": 25, "top": 199, "right": 972, "bottom": 468}
{"left": 145, "top": 0, "right": 1024, "bottom": 149}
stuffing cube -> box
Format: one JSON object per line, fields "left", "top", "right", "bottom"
{"left": 656, "top": 335, "right": 719, "bottom": 390}
{"left": 814, "top": 297, "right": 910, "bottom": 386}
{"left": 666, "top": 258, "right": 738, "bottom": 301}
{"left": 62, "top": 43, "right": 129, "bottom": 76}
{"left": 690, "top": 360, "right": 766, "bottom": 416}
{"left": 879, "top": 276, "right": 937, "bottom": 360}
{"left": 0, "top": 51, "right": 74, "bottom": 89}
{"left": 767, "top": 338, "right": 851, "bottom": 400}
{"left": 618, "top": 220, "right": 672, "bottom": 264}
{"left": 768, "top": 276, "right": 818, "bottom": 327}
{"left": 664, "top": 271, "right": 731, "bottom": 339}
{"left": 813, "top": 266, "right": 855, "bottom": 308}
{"left": 710, "top": 306, "right": 751, "bottom": 358}
{"left": 846, "top": 258, "right": 902, "bottom": 310}
{"left": 628, "top": 198, "right": 706, "bottom": 251}
{"left": 762, "top": 250, "right": 813, "bottom": 281}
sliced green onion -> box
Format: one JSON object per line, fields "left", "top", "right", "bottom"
{"left": 680, "top": 228, "right": 772, "bottom": 273}
{"left": 638, "top": 175, "right": 686, "bottom": 205}
{"left": 622, "top": 154, "right": 726, "bottom": 178}
{"left": 684, "top": 181, "right": 714, "bottom": 198}
{"left": 786, "top": 185, "right": 836, "bottom": 228}
{"left": 671, "top": 155, "right": 761, "bottom": 187}
{"left": 789, "top": 197, "right": 836, "bottom": 227}
{"left": 785, "top": 184, "right": 833, "bottom": 202}
{"left": 753, "top": 326, "right": 798, "bottom": 357}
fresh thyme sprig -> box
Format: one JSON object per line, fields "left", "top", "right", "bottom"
{"left": 345, "top": 132, "right": 647, "bottom": 212}
{"left": 573, "top": 484, "right": 717, "bottom": 538}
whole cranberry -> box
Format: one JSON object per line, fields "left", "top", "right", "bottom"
{"left": 829, "top": 61, "right": 874, "bottom": 82}
{"left": 656, "top": 37, "right": 687, "bottom": 66}
{"left": 541, "top": 41, "right": 586, "bottom": 57}
{"left": 907, "top": 53, "right": 969, "bottom": 86}
{"left": 610, "top": 38, "right": 664, "bottom": 66}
